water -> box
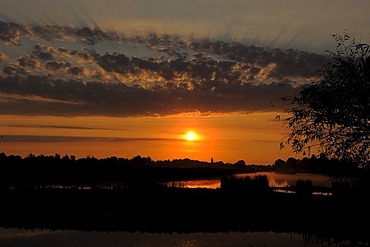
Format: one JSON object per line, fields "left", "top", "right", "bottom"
{"left": 234, "top": 172, "right": 331, "bottom": 187}
{"left": 166, "top": 172, "right": 331, "bottom": 189}
{"left": 0, "top": 228, "right": 342, "bottom": 247}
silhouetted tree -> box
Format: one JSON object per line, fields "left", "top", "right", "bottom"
{"left": 283, "top": 32, "right": 370, "bottom": 167}
{"left": 274, "top": 159, "right": 286, "bottom": 170}
{"left": 234, "top": 160, "right": 246, "bottom": 166}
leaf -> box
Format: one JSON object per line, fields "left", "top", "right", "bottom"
{"left": 279, "top": 142, "right": 285, "bottom": 149}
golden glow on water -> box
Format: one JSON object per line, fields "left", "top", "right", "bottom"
{"left": 234, "top": 172, "right": 331, "bottom": 187}
{"left": 166, "top": 172, "right": 331, "bottom": 190}
{"left": 167, "top": 180, "right": 221, "bottom": 189}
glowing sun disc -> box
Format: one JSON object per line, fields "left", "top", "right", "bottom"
{"left": 184, "top": 131, "right": 199, "bottom": 141}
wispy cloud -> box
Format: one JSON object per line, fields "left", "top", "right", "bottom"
{"left": 3, "top": 124, "right": 123, "bottom": 131}
{"left": 0, "top": 135, "right": 178, "bottom": 143}
{"left": 1, "top": 0, "right": 369, "bottom": 51}
{"left": 0, "top": 92, "right": 83, "bottom": 105}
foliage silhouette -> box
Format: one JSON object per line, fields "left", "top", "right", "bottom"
{"left": 282, "top": 32, "right": 370, "bottom": 167}
{"left": 273, "top": 154, "right": 359, "bottom": 179}
{"left": 0, "top": 151, "right": 365, "bottom": 191}
{"left": 221, "top": 175, "right": 271, "bottom": 193}
{"left": 0, "top": 152, "right": 248, "bottom": 190}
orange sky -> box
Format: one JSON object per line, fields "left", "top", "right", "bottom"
{"left": 0, "top": 112, "right": 299, "bottom": 165}
{"left": 0, "top": 3, "right": 347, "bottom": 165}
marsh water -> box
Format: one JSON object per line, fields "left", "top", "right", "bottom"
{"left": 0, "top": 227, "right": 348, "bottom": 247}
{"left": 166, "top": 172, "right": 331, "bottom": 189}
{"left": 0, "top": 173, "right": 364, "bottom": 246}
{"left": 0, "top": 173, "right": 345, "bottom": 247}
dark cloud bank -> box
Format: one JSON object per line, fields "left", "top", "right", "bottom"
{"left": 0, "top": 21, "right": 329, "bottom": 117}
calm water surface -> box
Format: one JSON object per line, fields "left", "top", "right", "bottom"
{"left": 0, "top": 228, "right": 334, "bottom": 247}
{"left": 166, "top": 172, "right": 331, "bottom": 189}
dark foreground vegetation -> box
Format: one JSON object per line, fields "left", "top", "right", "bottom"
{"left": 0, "top": 187, "right": 369, "bottom": 243}
{"left": 0, "top": 152, "right": 370, "bottom": 244}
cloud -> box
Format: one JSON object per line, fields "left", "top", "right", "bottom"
{"left": 92, "top": 43, "right": 327, "bottom": 84}
{"left": 0, "top": 92, "right": 83, "bottom": 105}
{"left": 0, "top": 52, "right": 9, "bottom": 62}
{"left": 0, "top": 135, "right": 176, "bottom": 143}
{"left": 1, "top": 1, "right": 370, "bottom": 52}
{"left": 3, "top": 124, "right": 121, "bottom": 131}
{"left": 0, "top": 21, "right": 30, "bottom": 45}
{"left": 17, "top": 56, "right": 41, "bottom": 68}
{"left": 68, "top": 66, "right": 87, "bottom": 76}
{"left": 3, "top": 66, "right": 17, "bottom": 75}
{"left": 0, "top": 22, "right": 329, "bottom": 83}
{"left": 0, "top": 75, "right": 297, "bottom": 116}
{"left": 0, "top": 22, "right": 331, "bottom": 117}
{"left": 45, "top": 61, "right": 68, "bottom": 71}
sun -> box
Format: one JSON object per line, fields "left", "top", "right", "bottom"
{"left": 184, "top": 131, "right": 200, "bottom": 141}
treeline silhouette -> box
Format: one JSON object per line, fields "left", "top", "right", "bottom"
{"left": 273, "top": 153, "right": 360, "bottom": 178}
{"left": 273, "top": 154, "right": 370, "bottom": 194}
{"left": 1, "top": 152, "right": 368, "bottom": 191}
{"left": 0, "top": 152, "right": 249, "bottom": 190}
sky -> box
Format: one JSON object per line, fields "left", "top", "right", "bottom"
{"left": 0, "top": 0, "right": 369, "bottom": 164}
